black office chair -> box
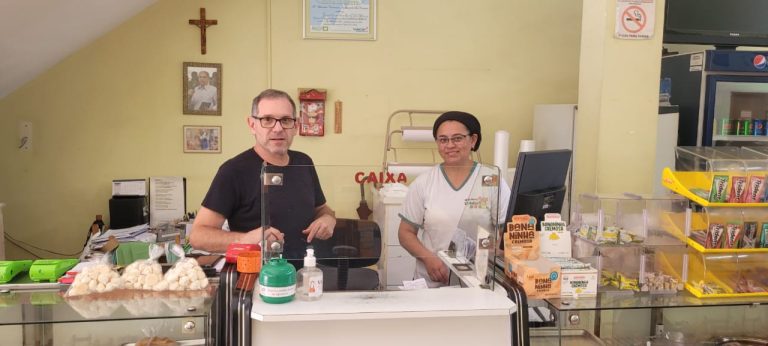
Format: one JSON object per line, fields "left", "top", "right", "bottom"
{"left": 312, "top": 218, "right": 382, "bottom": 291}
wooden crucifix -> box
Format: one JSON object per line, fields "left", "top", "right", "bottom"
{"left": 189, "top": 8, "right": 217, "bottom": 55}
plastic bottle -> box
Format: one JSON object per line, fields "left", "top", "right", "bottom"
{"left": 259, "top": 256, "right": 296, "bottom": 304}
{"left": 297, "top": 248, "right": 323, "bottom": 301}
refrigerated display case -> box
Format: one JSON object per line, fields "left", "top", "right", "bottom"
{"left": 661, "top": 50, "right": 768, "bottom": 147}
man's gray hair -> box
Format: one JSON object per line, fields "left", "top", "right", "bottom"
{"left": 251, "top": 89, "right": 296, "bottom": 117}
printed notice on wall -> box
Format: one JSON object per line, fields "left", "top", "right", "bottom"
{"left": 615, "top": 0, "right": 656, "bottom": 40}
{"left": 149, "top": 176, "right": 186, "bottom": 227}
{"left": 303, "top": 0, "right": 376, "bottom": 40}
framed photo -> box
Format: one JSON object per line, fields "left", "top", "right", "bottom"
{"left": 183, "top": 62, "right": 222, "bottom": 115}
{"left": 183, "top": 125, "right": 221, "bottom": 153}
{"left": 302, "top": 0, "right": 376, "bottom": 40}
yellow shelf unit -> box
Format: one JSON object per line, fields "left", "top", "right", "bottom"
{"left": 685, "top": 250, "right": 768, "bottom": 298}
{"left": 663, "top": 210, "right": 768, "bottom": 254}
{"left": 661, "top": 168, "right": 768, "bottom": 208}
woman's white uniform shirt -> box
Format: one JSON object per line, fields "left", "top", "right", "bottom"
{"left": 400, "top": 162, "right": 510, "bottom": 288}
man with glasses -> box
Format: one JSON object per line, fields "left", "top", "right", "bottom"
{"left": 190, "top": 89, "right": 336, "bottom": 264}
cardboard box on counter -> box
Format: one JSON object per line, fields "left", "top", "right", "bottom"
{"left": 504, "top": 256, "right": 561, "bottom": 299}
{"left": 504, "top": 214, "right": 540, "bottom": 261}
{"left": 550, "top": 257, "right": 597, "bottom": 297}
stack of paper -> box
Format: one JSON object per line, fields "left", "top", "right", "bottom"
{"left": 89, "top": 224, "right": 155, "bottom": 249}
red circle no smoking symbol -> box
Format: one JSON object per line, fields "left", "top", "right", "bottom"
{"left": 622, "top": 5, "right": 646, "bottom": 33}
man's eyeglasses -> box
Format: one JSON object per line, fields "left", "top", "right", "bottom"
{"left": 436, "top": 134, "right": 470, "bottom": 145}
{"left": 252, "top": 116, "right": 296, "bottom": 129}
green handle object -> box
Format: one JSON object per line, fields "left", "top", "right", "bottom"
{"left": 258, "top": 257, "right": 296, "bottom": 304}
{"left": 28, "top": 259, "right": 79, "bottom": 283}
{"left": 0, "top": 260, "right": 34, "bottom": 283}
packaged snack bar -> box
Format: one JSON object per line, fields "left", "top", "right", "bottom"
{"left": 745, "top": 176, "right": 766, "bottom": 203}
{"left": 724, "top": 223, "right": 743, "bottom": 248}
{"left": 709, "top": 175, "right": 729, "bottom": 202}
{"left": 741, "top": 222, "right": 759, "bottom": 248}
{"left": 706, "top": 223, "right": 725, "bottom": 248}
{"left": 617, "top": 273, "right": 640, "bottom": 291}
{"left": 728, "top": 176, "right": 747, "bottom": 203}
{"left": 761, "top": 223, "right": 768, "bottom": 248}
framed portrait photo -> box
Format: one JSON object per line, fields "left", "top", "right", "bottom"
{"left": 183, "top": 125, "right": 222, "bottom": 153}
{"left": 183, "top": 62, "right": 222, "bottom": 115}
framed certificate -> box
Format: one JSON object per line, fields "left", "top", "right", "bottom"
{"left": 302, "top": 0, "right": 377, "bottom": 40}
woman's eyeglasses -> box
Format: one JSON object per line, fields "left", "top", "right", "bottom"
{"left": 252, "top": 116, "right": 296, "bottom": 129}
{"left": 436, "top": 134, "right": 470, "bottom": 145}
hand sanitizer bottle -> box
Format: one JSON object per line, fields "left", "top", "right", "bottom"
{"left": 297, "top": 247, "right": 323, "bottom": 301}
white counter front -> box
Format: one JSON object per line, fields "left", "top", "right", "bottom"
{"left": 251, "top": 288, "right": 516, "bottom": 345}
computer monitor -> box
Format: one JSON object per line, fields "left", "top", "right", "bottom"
{"left": 505, "top": 149, "right": 572, "bottom": 228}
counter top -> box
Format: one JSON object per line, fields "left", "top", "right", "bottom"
{"left": 251, "top": 287, "right": 515, "bottom": 322}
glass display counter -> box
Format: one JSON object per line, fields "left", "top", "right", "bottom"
{"left": 0, "top": 286, "right": 215, "bottom": 345}
{"left": 536, "top": 292, "right": 768, "bottom": 345}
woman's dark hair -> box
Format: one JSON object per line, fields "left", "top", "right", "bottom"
{"left": 432, "top": 111, "right": 482, "bottom": 151}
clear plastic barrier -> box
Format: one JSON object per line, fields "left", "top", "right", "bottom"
{"left": 571, "top": 193, "right": 688, "bottom": 295}
{"left": 258, "top": 164, "right": 504, "bottom": 290}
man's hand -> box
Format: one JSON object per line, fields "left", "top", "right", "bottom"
{"left": 422, "top": 256, "right": 449, "bottom": 284}
{"left": 303, "top": 213, "right": 336, "bottom": 242}
{"left": 241, "top": 227, "right": 284, "bottom": 247}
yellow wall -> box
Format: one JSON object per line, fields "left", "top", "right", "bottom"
{"left": 0, "top": 0, "right": 582, "bottom": 259}
{"left": 576, "top": 0, "right": 665, "bottom": 197}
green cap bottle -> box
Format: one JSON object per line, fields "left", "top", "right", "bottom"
{"left": 259, "top": 257, "right": 296, "bottom": 304}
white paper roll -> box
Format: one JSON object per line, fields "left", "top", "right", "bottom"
{"left": 519, "top": 139, "right": 536, "bottom": 153}
{"left": 401, "top": 126, "right": 434, "bottom": 142}
{"left": 387, "top": 163, "right": 433, "bottom": 176}
{"left": 493, "top": 131, "right": 510, "bottom": 184}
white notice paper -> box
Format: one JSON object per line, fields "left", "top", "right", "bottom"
{"left": 149, "top": 176, "right": 186, "bottom": 227}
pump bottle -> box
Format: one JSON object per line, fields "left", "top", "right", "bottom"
{"left": 297, "top": 247, "right": 323, "bottom": 301}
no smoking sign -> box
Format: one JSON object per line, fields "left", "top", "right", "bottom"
{"left": 615, "top": 0, "right": 655, "bottom": 39}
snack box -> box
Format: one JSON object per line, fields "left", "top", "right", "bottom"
{"left": 504, "top": 214, "right": 540, "bottom": 261}
{"left": 504, "top": 256, "right": 561, "bottom": 299}
{"left": 549, "top": 257, "right": 598, "bottom": 297}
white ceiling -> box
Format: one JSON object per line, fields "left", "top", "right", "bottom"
{"left": 0, "top": 0, "right": 158, "bottom": 99}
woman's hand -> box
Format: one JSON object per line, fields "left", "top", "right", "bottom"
{"left": 422, "top": 255, "right": 449, "bottom": 284}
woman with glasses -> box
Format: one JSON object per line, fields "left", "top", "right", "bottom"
{"left": 398, "top": 111, "right": 510, "bottom": 288}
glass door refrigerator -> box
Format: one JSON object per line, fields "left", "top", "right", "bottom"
{"left": 661, "top": 49, "right": 768, "bottom": 147}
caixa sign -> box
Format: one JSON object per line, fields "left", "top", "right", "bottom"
{"left": 354, "top": 171, "right": 407, "bottom": 184}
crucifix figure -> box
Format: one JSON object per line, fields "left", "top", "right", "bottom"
{"left": 189, "top": 8, "right": 217, "bottom": 55}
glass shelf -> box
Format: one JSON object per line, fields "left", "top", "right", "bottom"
{"left": 0, "top": 286, "right": 215, "bottom": 325}
{"left": 545, "top": 290, "right": 768, "bottom": 312}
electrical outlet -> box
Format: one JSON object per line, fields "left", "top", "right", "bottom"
{"left": 18, "top": 121, "right": 32, "bottom": 151}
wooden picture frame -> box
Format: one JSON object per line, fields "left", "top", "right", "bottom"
{"left": 302, "top": 0, "right": 377, "bottom": 40}
{"left": 183, "top": 125, "right": 221, "bottom": 153}
{"left": 183, "top": 62, "right": 222, "bottom": 115}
